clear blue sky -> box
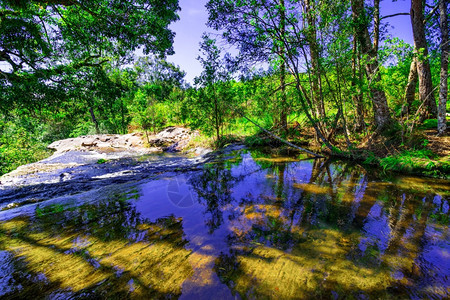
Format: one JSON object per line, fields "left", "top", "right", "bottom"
{"left": 166, "top": 0, "right": 414, "bottom": 84}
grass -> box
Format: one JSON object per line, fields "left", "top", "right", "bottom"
{"left": 184, "top": 134, "right": 215, "bottom": 150}
{"left": 379, "top": 150, "right": 449, "bottom": 178}
{"left": 96, "top": 158, "right": 109, "bottom": 164}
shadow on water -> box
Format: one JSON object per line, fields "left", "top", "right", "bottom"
{"left": 0, "top": 191, "right": 195, "bottom": 299}
{"left": 0, "top": 147, "right": 449, "bottom": 299}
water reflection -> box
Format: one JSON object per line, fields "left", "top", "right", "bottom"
{"left": 0, "top": 148, "right": 448, "bottom": 299}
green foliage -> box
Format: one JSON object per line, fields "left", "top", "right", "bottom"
{"left": 379, "top": 148, "right": 447, "bottom": 177}
{"left": 1, "top": 0, "right": 448, "bottom": 181}
{"left": 420, "top": 119, "right": 438, "bottom": 129}
{"left": 0, "top": 118, "right": 51, "bottom": 176}
{"left": 380, "top": 121, "right": 402, "bottom": 138}
{"left": 332, "top": 146, "right": 343, "bottom": 154}
{"left": 70, "top": 122, "right": 99, "bottom": 138}
{"left": 1, "top": 0, "right": 180, "bottom": 111}
{"left": 189, "top": 34, "right": 235, "bottom": 145}
{"left": 127, "top": 59, "right": 186, "bottom": 135}
{"left": 363, "top": 151, "right": 379, "bottom": 165}
{"left": 244, "top": 135, "right": 268, "bottom": 147}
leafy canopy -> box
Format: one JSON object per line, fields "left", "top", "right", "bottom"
{"left": 0, "top": 0, "right": 180, "bottom": 110}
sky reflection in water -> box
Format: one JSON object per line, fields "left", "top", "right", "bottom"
{"left": 0, "top": 148, "right": 449, "bottom": 299}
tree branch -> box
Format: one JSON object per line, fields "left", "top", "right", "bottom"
{"left": 380, "top": 12, "right": 409, "bottom": 20}
{"left": 423, "top": 3, "right": 439, "bottom": 24}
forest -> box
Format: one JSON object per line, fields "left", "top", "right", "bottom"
{"left": 0, "top": 0, "right": 449, "bottom": 177}
{"left": 0, "top": 1, "right": 450, "bottom": 299}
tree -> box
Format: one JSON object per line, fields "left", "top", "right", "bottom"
{"left": 278, "top": 0, "right": 288, "bottom": 132}
{"left": 304, "top": 0, "right": 326, "bottom": 126}
{"left": 351, "top": 0, "right": 392, "bottom": 130}
{"left": 351, "top": 34, "right": 366, "bottom": 131}
{"left": 437, "top": 0, "right": 448, "bottom": 135}
{"left": 404, "top": 58, "right": 418, "bottom": 115}
{"left": 0, "top": 0, "right": 180, "bottom": 109}
{"left": 410, "top": 0, "right": 438, "bottom": 119}
{"left": 206, "top": 0, "right": 334, "bottom": 150}
{"left": 194, "top": 34, "right": 233, "bottom": 145}
{"left": 135, "top": 57, "right": 186, "bottom": 94}
{"left": 130, "top": 58, "right": 186, "bottom": 136}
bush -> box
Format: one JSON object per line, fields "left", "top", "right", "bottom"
{"left": 0, "top": 120, "right": 51, "bottom": 175}
{"left": 379, "top": 149, "right": 448, "bottom": 177}
{"left": 420, "top": 119, "right": 438, "bottom": 130}
{"left": 244, "top": 135, "right": 268, "bottom": 147}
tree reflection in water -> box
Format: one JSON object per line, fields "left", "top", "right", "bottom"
{"left": 0, "top": 147, "right": 448, "bottom": 299}
{"left": 198, "top": 149, "right": 449, "bottom": 299}
{"left": 0, "top": 190, "right": 193, "bottom": 299}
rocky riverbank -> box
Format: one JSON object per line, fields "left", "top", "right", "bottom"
{"left": 0, "top": 127, "right": 213, "bottom": 212}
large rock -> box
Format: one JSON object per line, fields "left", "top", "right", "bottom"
{"left": 47, "top": 128, "right": 195, "bottom": 154}
{"left": 0, "top": 127, "right": 213, "bottom": 205}
{"left": 47, "top": 133, "right": 148, "bottom": 153}
{"left": 156, "top": 127, "right": 190, "bottom": 141}
{"left": 148, "top": 127, "right": 194, "bottom": 151}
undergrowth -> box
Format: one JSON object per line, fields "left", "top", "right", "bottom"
{"left": 379, "top": 148, "right": 449, "bottom": 178}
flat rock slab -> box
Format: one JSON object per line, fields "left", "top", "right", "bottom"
{"left": 47, "top": 127, "right": 197, "bottom": 154}
{"left": 47, "top": 133, "right": 148, "bottom": 153}
{"left": 0, "top": 127, "right": 216, "bottom": 209}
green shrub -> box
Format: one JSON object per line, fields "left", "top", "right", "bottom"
{"left": 0, "top": 120, "right": 51, "bottom": 176}
{"left": 379, "top": 149, "right": 447, "bottom": 177}
{"left": 363, "top": 151, "right": 379, "bottom": 164}
{"left": 244, "top": 135, "right": 268, "bottom": 147}
{"left": 420, "top": 119, "right": 438, "bottom": 130}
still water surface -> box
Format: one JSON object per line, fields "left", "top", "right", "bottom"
{"left": 0, "top": 148, "right": 449, "bottom": 299}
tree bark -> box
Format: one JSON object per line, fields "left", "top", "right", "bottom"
{"left": 404, "top": 58, "right": 418, "bottom": 115}
{"left": 305, "top": 0, "right": 326, "bottom": 122}
{"left": 279, "top": 0, "right": 288, "bottom": 132}
{"left": 351, "top": 0, "right": 391, "bottom": 130}
{"left": 352, "top": 36, "right": 365, "bottom": 131}
{"left": 437, "top": 0, "right": 448, "bottom": 134}
{"left": 89, "top": 106, "right": 100, "bottom": 134}
{"left": 373, "top": 0, "right": 380, "bottom": 53}
{"left": 410, "top": 0, "right": 438, "bottom": 119}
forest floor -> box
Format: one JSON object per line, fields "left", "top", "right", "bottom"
{"left": 323, "top": 127, "right": 449, "bottom": 179}
{"left": 239, "top": 124, "right": 450, "bottom": 179}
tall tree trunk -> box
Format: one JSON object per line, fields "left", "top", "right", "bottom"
{"left": 437, "top": 0, "right": 448, "bottom": 135}
{"left": 335, "top": 60, "right": 352, "bottom": 147}
{"left": 89, "top": 106, "right": 100, "bottom": 134}
{"left": 411, "top": 0, "right": 438, "bottom": 119}
{"left": 404, "top": 58, "right": 418, "bottom": 115}
{"left": 351, "top": 0, "right": 392, "bottom": 130}
{"left": 352, "top": 36, "right": 365, "bottom": 131}
{"left": 279, "top": 0, "right": 288, "bottom": 132}
{"left": 373, "top": 0, "right": 380, "bottom": 53}
{"left": 305, "top": 0, "right": 326, "bottom": 122}
{"left": 213, "top": 88, "right": 220, "bottom": 145}
{"left": 120, "top": 98, "right": 126, "bottom": 134}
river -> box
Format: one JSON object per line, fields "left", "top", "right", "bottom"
{"left": 0, "top": 146, "right": 448, "bottom": 299}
